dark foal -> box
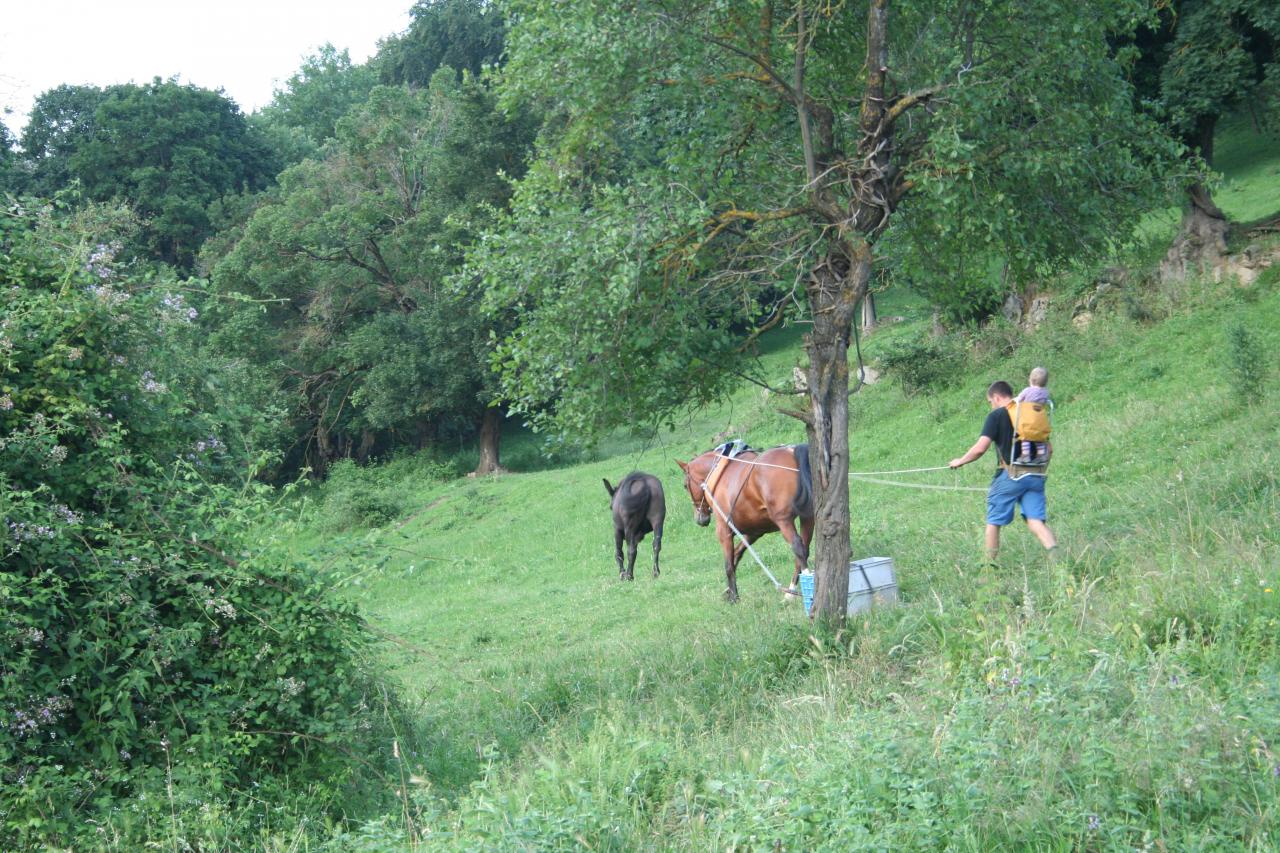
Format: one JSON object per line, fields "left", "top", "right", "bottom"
{"left": 604, "top": 472, "right": 666, "bottom": 580}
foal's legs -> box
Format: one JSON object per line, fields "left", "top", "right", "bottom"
{"left": 626, "top": 533, "right": 639, "bottom": 581}
{"left": 614, "top": 527, "right": 626, "bottom": 579}
{"left": 651, "top": 523, "right": 663, "bottom": 578}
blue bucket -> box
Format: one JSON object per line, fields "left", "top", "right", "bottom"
{"left": 798, "top": 570, "right": 815, "bottom": 616}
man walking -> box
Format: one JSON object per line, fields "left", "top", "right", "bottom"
{"left": 949, "top": 381, "right": 1057, "bottom": 561}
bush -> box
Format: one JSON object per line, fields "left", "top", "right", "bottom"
{"left": 1225, "top": 320, "right": 1267, "bottom": 400}
{"left": 317, "top": 450, "right": 462, "bottom": 531}
{"left": 0, "top": 199, "right": 399, "bottom": 848}
{"left": 878, "top": 334, "right": 967, "bottom": 396}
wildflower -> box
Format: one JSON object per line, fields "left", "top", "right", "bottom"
{"left": 48, "top": 445, "right": 68, "bottom": 464}
{"left": 0, "top": 395, "right": 12, "bottom": 411}
{"left": 66, "top": 347, "right": 82, "bottom": 361}
{"left": 1088, "top": 815, "right": 1101, "bottom": 831}
{"left": 53, "top": 504, "right": 81, "bottom": 525}
{"left": 139, "top": 371, "right": 167, "bottom": 394}
{"left": 276, "top": 676, "right": 306, "bottom": 699}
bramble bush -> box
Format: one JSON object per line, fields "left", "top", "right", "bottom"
{"left": 0, "top": 198, "right": 399, "bottom": 847}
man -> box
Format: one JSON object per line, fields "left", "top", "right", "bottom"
{"left": 949, "top": 380, "right": 1057, "bottom": 561}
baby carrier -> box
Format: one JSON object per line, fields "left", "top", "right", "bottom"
{"left": 1004, "top": 399, "right": 1052, "bottom": 480}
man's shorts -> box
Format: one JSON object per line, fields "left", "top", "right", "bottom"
{"left": 986, "top": 469, "right": 1047, "bottom": 526}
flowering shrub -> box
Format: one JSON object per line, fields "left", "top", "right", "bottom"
{"left": 0, "top": 199, "right": 395, "bottom": 846}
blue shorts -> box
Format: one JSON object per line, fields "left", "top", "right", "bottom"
{"left": 986, "top": 470, "right": 1047, "bottom": 526}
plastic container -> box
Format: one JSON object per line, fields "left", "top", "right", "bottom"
{"left": 798, "top": 557, "right": 898, "bottom": 616}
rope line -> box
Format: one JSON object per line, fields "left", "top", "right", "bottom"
{"left": 709, "top": 450, "right": 988, "bottom": 493}
{"left": 848, "top": 475, "right": 988, "bottom": 493}
{"left": 847, "top": 465, "right": 952, "bottom": 476}
{"left": 711, "top": 451, "right": 798, "bottom": 472}
{"left": 700, "top": 482, "right": 788, "bottom": 590}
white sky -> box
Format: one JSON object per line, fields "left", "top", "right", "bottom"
{"left": 0, "top": 1, "right": 415, "bottom": 138}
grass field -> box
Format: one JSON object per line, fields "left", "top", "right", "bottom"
{"left": 272, "top": 124, "right": 1280, "bottom": 851}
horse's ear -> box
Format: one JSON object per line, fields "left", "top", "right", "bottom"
{"left": 603, "top": 478, "right": 616, "bottom": 497}
{"left": 676, "top": 460, "right": 688, "bottom": 473}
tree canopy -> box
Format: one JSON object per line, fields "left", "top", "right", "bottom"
{"left": 481, "top": 0, "right": 1179, "bottom": 617}
{"left": 207, "top": 72, "right": 535, "bottom": 473}
{"left": 17, "top": 80, "right": 279, "bottom": 269}
{"left": 376, "top": 0, "right": 506, "bottom": 85}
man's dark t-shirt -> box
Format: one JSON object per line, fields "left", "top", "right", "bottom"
{"left": 981, "top": 406, "right": 1014, "bottom": 468}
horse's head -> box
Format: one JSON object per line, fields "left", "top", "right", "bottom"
{"left": 675, "top": 454, "right": 714, "bottom": 527}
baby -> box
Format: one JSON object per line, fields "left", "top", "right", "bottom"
{"left": 1014, "top": 367, "right": 1050, "bottom": 463}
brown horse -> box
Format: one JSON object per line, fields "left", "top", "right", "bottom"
{"left": 676, "top": 444, "right": 813, "bottom": 602}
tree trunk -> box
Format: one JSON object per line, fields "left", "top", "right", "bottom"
{"left": 860, "top": 291, "right": 877, "bottom": 331}
{"left": 803, "top": 246, "right": 870, "bottom": 624}
{"left": 1159, "top": 182, "right": 1229, "bottom": 284}
{"left": 473, "top": 406, "right": 504, "bottom": 475}
{"left": 797, "top": 0, "right": 889, "bottom": 625}
{"left": 1161, "top": 116, "right": 1229, "bottom": 284}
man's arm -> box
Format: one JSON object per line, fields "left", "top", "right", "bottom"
{"left": 949, "top": 435, "right": 992, "bottom": 469}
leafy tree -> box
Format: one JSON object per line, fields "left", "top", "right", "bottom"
{"left": 17, "top": 84, "right": 108, "bottom": 196}
{"left": 0, "top": 122, "right": 18, "bottom": 192}
{"left": 254, "top": 44, "right": 380, "bottom": 164}
{"left": 17, "top": 80, "right": 278, "bottom": 268}
{"left": 1124, "top": 0, "right": 1279, "bottom": 278}
{"left": 376, "top": 0, "right": 506, "bottom": 85}
{"left": 484, "top": 0, "right": 1177, "bottom": 620}
{"left": 0, "top": 198, "right": 391, "bottom": 846}
{"left": 207, "top": 74, "right": 534, "bottom": 475}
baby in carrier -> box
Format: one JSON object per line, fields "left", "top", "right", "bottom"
{"left": 1012, "top": 367, "right": 1051, "bottom": 464}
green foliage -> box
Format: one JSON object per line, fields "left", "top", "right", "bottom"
{"left": 17, "top": 84, "right": 107, "bottom": 196}
{"left": 254, "top": 44, "right": 379, "bottom": 162}
{"left": 0, "top": 199, "right": 395, "bottom": 847}
{"left": 1225, "top": 320, "right": 1268, "bottom": 398}
{"left": 375, "top": 0, "right": 505, "bottom": 85}
{"left": 1135, "top": 0, "right": 1280, "bottom": 154}
{"left": 482, "top": 0, "right": 1181, "bottom": 440}
{"left": 474, "top": 171, "right": 755, "bottom": 438}
{"left": 0, "top": 123, "right": 18, "bottom": 194}
{"left": 878, "top": 334, "right": 968, "bottom": 397}
{"left": 18, "top": 79, "right": 279, "bottom": 268}
{"left": 318, "top": 454, "right": 462, "bottom": 532}
{"left": 206, "top": 74, "right": 535, "bottom": 473}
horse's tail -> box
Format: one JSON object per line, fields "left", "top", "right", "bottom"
{"left": 792, "top": 443, "right": 814, "bottom": 520}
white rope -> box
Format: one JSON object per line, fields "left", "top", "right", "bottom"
{"left": 710, "top": 451, "right": 986, "bottom": 494}
{"left": 848, "top": 474, "right": 988, "bottom": 493}
{"left": 712, "top": 452, "right": 798, "bottom": 472}
{"left": 700, "top": 482, "right": 787, "bottom": 590}
{"left": 847, "top": 465, "right": 952, "bottom": 476}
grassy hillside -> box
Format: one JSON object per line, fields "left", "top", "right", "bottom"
{"left": 270, "top": 126, "right": 1280, "bottom": 851}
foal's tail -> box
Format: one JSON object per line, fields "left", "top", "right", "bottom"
{"left": 792, "top": 443, "right": 814, "bottom": 520}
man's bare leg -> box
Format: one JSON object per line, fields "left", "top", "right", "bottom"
{"left": 1025, "top": 519, "right": 1056, "bottom": 550}
{"left": 985, "top": 524, "right": 1001, "bottom": 561}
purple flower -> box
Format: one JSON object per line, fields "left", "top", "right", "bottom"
{"left": 1088, "top": 815, "right": 1101, "bottom": 831}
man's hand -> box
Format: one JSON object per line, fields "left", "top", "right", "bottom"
{"left": 949, "top": 458, "right": 965, "bottom": 469}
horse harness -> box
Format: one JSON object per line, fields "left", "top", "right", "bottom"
{"left": 696, "top": 443, "right": 800, "bottom": 520}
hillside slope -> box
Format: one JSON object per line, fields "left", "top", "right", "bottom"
{"left": 288, "top": 130, "right": 1280, "bottom": 850}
